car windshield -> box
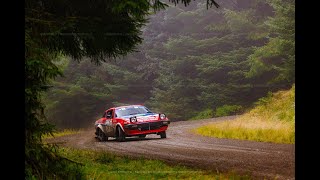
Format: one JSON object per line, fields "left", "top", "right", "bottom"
{"left": 115, "top": 106, "right": 152, "bottom": 117}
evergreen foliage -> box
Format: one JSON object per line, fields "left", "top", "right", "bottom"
{"left": 44, "top": 0, "right": 295, "bottom": 127}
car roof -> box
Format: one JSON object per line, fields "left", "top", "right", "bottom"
{"left": 108, "top": 104, "right": 144, "bottom": 110}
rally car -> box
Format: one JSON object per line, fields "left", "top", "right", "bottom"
{"left": 95, "top": 105, "right": 170, "bottom": 142}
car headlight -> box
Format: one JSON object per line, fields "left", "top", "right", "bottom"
{"left": 159, "top": 113, "right": 166, "bottom": 120}
{"left": 130, "top": 116, "right": 137, "bottom": 123}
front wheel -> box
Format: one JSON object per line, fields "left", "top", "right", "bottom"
{"left": 97, "top": 128, "right": 107, "bottom": 141}
{"left": 159, "top": 131, "right": 166, "bottom": 138}
{"left": 139, "top": 134, "right": 146, "bottom": 139}
{"left": 116, "top": 126, "right": 126, "bottom": 142}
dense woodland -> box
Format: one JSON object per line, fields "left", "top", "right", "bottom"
{"left": 43, "top": 0, "right": 294, "bottom": 129}
{"left": 25, "top": 0, "right": 294, "bottom": 179}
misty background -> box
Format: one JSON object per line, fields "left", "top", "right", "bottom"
{"left": 43, "top": 0, "right": 294, "bottom": 129}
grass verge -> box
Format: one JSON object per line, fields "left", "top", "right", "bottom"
{"left": 194, "top": 85, "right": 295, "bottom": 144}
{"left": 43, "top": 129, "right": 81, "bottom": 139}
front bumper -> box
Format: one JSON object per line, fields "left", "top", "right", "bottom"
{"left": 123, "top": 120, "right": 170, "bottom": 136}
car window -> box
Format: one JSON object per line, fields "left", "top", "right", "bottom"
{"left": 106, "top": 110, "right": 113, "bottom": 119}
{"left": 115, "top": 106, "right": 152, "bottom": 117}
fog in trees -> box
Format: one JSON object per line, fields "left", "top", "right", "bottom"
{"left": 44, "top": 0, "right": 294, "bottom": 129}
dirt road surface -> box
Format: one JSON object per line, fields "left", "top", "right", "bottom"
{"left": 49, "top": 116, "right": 295, "bottom": 179}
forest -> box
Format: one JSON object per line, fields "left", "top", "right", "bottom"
{"left": 25, "top": 0, "right": 295, "bottom": 179}
{"left": 43, "top": 0, "right": 294, "bottom": 129}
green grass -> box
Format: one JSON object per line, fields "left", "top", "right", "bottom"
{"left": 194, "top": 84, "right": 295, "bottom": 144}
{"left": 43, "top": 129, "right": 81, "bottom": 139}
{"left": 58, "top": 147, "right": 251, "bottom": 179}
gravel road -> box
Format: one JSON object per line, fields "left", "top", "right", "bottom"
{"left": 48, "top": 116, "right": 295, "bottom": 179}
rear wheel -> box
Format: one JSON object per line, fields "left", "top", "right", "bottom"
{"left": 116, "top": 126, "right": 126, "bottom": 142}
{"left": 159, "top": 131, "right": 166, "bottom": 138}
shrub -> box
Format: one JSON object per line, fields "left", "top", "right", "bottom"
{"left": 254, "top": 92, "right": 273, "bottom": 106}
{"left": 214, "top": 105, "right": 242, "bottom": 117}
{"left": 190, "top": 108, "right": 214, "bottom": 120}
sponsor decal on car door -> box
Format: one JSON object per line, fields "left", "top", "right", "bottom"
{"left": 105, "top": 110, "right": 113, "bottom": 136}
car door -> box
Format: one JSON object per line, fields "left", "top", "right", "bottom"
{"left": 105, "top": 109, "right": 114, "bottom": 136}
{"left": 97, "top": 112, "right": 107, "bottom": 125}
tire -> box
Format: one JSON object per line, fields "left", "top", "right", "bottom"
{"left": 139, "top": 134, "right": 146, "bottom": 139}
{"left": 97, "top": 128, "right": 107, "bottom": 142}
{"left": 116, "top": 126, "right": 126, "bottom": 142}
{"left": 160, "top": 131, "right": 166, "bottom": 139}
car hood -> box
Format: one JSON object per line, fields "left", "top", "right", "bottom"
{"left": 121, "top": 113, "right": 159, "bottom": 122}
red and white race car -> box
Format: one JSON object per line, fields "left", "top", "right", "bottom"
{"left": 95, "top": 105, "right": 170, "bottom": 141}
